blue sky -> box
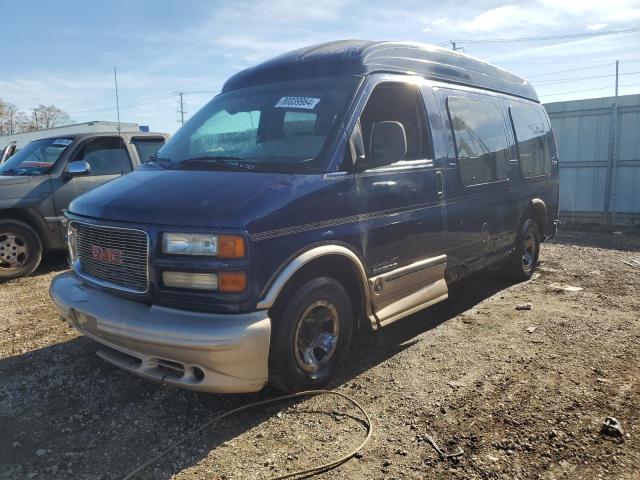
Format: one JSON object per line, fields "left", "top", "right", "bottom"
{"left": 2, "top": 0, "right": 640, "bottom": 134}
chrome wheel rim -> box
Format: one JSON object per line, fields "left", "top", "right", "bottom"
{"left": 0, "top": 232, "right": 28, "bottom": 269}
{"left": 294, "top": 300, "right": 340, "bottom": 374}
{"left": 521, "top": 232, "right": 537, "bottom": 275}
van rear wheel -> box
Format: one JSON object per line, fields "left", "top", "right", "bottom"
{"left": 269, "top": 276, "right": 354, "bottom": 392}
{"left": 504, "top": 219, "right": 540, "bottom": 282}
{"left": 0, "top": 220, "right": 43, "bottom": 281}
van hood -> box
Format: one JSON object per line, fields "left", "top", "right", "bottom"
{"left": 68, "top": 169, "right": 321, "bottom": 231}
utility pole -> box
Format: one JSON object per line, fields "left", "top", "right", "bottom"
{"left": 31, "top": 108, "right": 39, "bottom": 130}
{"left": 177, "top": 92, "right": 185, "bottom": 125}
{"left": 114, "top": 67, "right": 121, "bottom": 134}
{"left": 611, "top": 60, "right": 620, "bottom": 225}
{"left": 605, "top": 60, "right": 620, "bottom": 225}
{"left": 615, "top": 59, "right": 619, "bottom": 98}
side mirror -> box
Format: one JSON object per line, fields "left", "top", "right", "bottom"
{"left": 66, "top": 160, "right": 91, "bottom": 177}
{"left": 369, "top": 121, "right": 407, "bottom": 168}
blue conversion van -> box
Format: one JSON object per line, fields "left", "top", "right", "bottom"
{"left": 50, "top": 41, "right": 559, "bottom": 393}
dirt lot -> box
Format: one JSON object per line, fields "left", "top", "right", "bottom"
{"left": 1, "top": 229, "right": 639, "bottom": 480}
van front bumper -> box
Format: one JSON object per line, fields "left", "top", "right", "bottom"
{"left": 49, "top": 272, "right": 271, "bottom": 393}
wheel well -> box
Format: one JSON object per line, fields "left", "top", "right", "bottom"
{"left": 0, "top": 209, "right": 49, "bottom": 251}
{"left": 269, "top": 255, "right": 369, "bottom": 334}
{"left": 523, "top": 200, "right": 547, "bottom": 237}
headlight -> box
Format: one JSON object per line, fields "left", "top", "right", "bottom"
{"left": 162, "top": 233, "right": 218, "bottom": 256}
{"left": 162, "top": 233, "right": 245, "bottom": 258}
{"left": 67, "top": 223, "right": 78, "bottom": 263}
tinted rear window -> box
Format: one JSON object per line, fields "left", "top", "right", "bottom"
{"left": 447, "top": 96, "right": 509, "bottom": 186}
{"left": 132, "top": 138, "right": 166, "bottom": 163}
{"left": 510, "top": 106, "right": 551, "bottom": 178}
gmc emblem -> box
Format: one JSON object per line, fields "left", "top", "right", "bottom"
{"left": 91, "top": 245, "right": 123, "bottom": 265}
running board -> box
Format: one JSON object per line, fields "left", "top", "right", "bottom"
{"left": 369, "top": 255, "right": 449, "bottom": 328}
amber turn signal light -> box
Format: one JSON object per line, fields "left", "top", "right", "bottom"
{"left": 219, "top": 271, "right": 247, "bottom": 293}
{"left": 218, "top": 235, "right": 246, "bottom": 258}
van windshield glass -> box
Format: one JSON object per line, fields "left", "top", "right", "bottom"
{"left": 156, "top": 77, "right": 359, "bottom": 173}
{"left": 0, "top": 138, "right": 73, "bottom": 176}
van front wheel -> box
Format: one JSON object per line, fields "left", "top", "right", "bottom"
{"left": 269, "top": 276, "right": 354, "bottom": 392}
{"left": 504, "top": 219, "right": 540, "bottom": 282}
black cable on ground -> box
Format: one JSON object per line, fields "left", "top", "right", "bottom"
{"left": 121, "top": 389, "right": 373, "bottom": 480}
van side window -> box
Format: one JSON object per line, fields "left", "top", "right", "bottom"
{"left": 72, "top": 137, "right": 132, "bottom": 176}
{"left": 359, "top": 83, "right": 429, "bottom": 168}
{"left": 447, "top": 96, "right": 509, "bottom": 186}
{"left": 509, "top": 106, "right": 551, "bottom": 177}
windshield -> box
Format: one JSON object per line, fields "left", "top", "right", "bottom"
{"left": 0, "top": 137, "right": 73, "bottom": 176}
{"left": 157, "top": 77, "right": 360, "bottom": 173}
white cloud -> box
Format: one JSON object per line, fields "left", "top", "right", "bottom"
{"left": 456, "top": 1, "right": 640, "bottom": 36}
{"left": 462, "top": 5, "right": 557, "bottom": 33}
{"left": 537, "top": 0, "right": 640, "bottom": 23}
{"left": 6, "top": 0, "right": 640, "bottom": 132}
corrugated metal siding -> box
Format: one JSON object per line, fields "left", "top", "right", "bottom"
{"left": 618, "top": 109, "right": 640, "bottom": 161}
{"left": 553, "top": 111, "right": 610, "bottom": 163}
{"left": 559, "top": 167, "right": 607, "bottom": 212}
{"left": 545, "top": 94, "right": 640, "bottom": 223}
{"left": 615, "top": 166, "right": 640, "bottom": 213}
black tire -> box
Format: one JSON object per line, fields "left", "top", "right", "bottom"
{"left": 269, "top": 276, "right": 354, "bottom": 392}
{"left": 504, "top": 219, "right": 540, "bottom": 282}
{"left": 0, "top": 219, "right": 43, "bottom": 281}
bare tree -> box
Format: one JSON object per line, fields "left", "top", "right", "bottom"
{"left": 28, "top": 104, "right": 72, "bottom": 130}
{"left": 0, "top": 99, "right": 29, "bottom": 135}
{"left": 1, "top": 100, "right": 72, "bottom": 135}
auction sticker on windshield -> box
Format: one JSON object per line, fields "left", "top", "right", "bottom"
{"left": 275, "top": 97, "right": 320, "bottom": 109}
{"left": 52, "top": 139, "right": 73, "bottom": 147}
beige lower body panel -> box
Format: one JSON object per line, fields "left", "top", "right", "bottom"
{"left": 49, "top": 272, "right": 271, "bottom": 393}
{"left": 370, "top": 255, "right": 448, "bottom": 328}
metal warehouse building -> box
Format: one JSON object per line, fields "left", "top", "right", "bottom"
{"left": 545, "top": 94, "right": 640, "bottom": 225}
{"left": 0, "top": 121, "right": 147, "bottom": 150}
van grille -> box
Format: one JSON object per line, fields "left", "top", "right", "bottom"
{"left": 74, "top": 222, "right": 149, "bottom": 293}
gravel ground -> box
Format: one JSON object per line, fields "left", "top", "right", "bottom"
{"left": 1, "top": 229, "right": 639, "bottom": 480}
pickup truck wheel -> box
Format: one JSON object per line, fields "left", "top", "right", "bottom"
{"left": 269, "top": 276, "right": 354, "bottom": 392}
{"left": 0, "top": 220, "right": 43, "bottom": 281}
{"left": 504, "top": 219, "right": 540, "bottom": 282}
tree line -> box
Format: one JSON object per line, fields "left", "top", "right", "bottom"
{"left": 0, "top": 98, "right": 72, "bottom": 136}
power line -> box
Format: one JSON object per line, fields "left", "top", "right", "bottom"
{"left": 450, "top": 25, "right": 640, "bottom": 45}
{"left": 540, "top": 82, "right": 640, "bottom": 98}
{"left": 181, "top": 90, "right": 218, "bottom": 95}
{"left": 526, "top": 62, "right": 615, "bottom": 79}
{"left": 534, "top": 70, "right": 640, "bottom": 86}
{"left": 66, "top": 93, "right": 176, "bottom": 114}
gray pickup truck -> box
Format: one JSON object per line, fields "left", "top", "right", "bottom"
{"left": 0, "top": 131, "right": 168, "bottom": 280}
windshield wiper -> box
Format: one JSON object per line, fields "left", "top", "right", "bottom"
{"left": 178, "top": 156, "right": 256, "bottom": 171}
{"left": 249, "top": 161, "right": 317, "bottom": 173}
